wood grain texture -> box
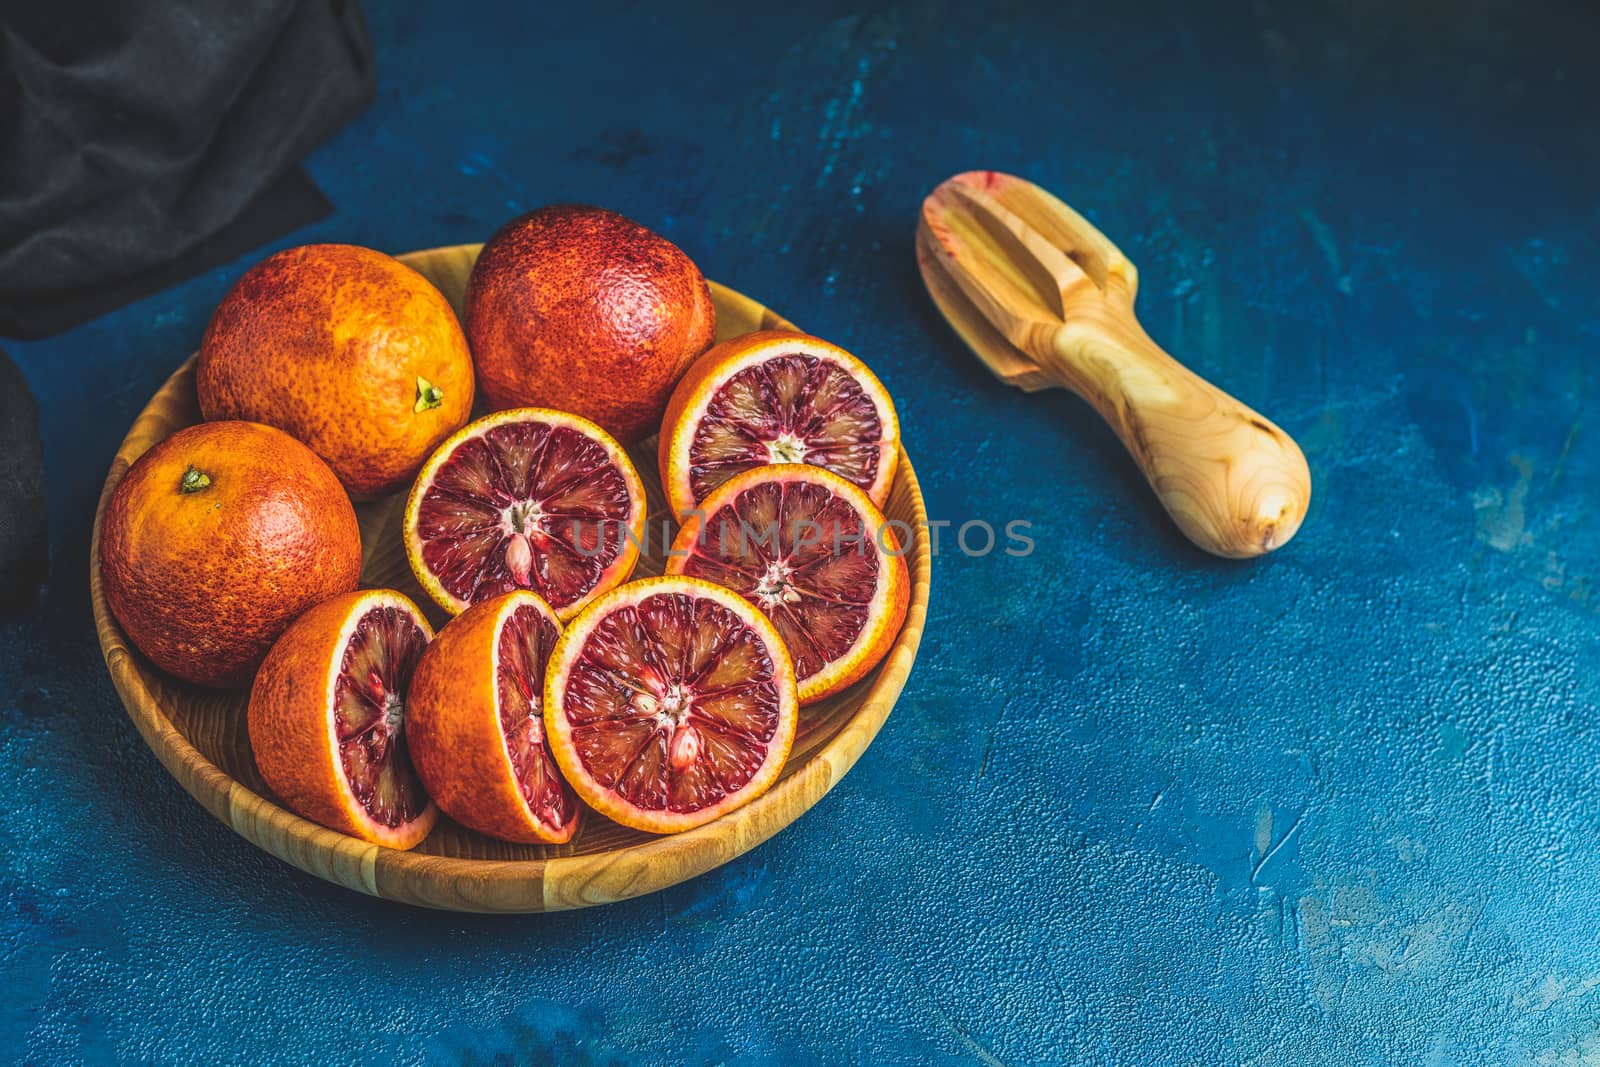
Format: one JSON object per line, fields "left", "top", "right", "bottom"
{"left": 90, "top": 244, "right": 930, "bottom": 913}
{"left": 919, "top": 170, "right": 1312, "bottom": 558}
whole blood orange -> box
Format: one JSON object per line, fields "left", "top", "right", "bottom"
{"left": 196, "top": 244, "right": 475, "bottom": 499}
{"left": 247, "top": 588, "right": 437, "bottom": 849}
{"left": 545, "top": 576, "right": 798, "bottom": 835}
{"left": 464, "top": 205, "right": 716, "bottom": 443}
{"left": 99, "top": 421, "right": 361, "bottom": 688}
{"left": 658, "top": 330, "right": 899, "bottom": 524}
{"left": 403, "top": 408, "right": 646, "bottom": 620}
{"left": 666, "top": 466, "right": 909, "bottom": 704}
{"left": 407, "top": 590, "right": 579, "bottom": 845}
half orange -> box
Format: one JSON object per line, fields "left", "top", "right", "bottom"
{"left": 407, "top": 590, "right": 580, "bottom": 844}
{"left": 544, "top": 576, "right": 799, "bottom": 834}
{"left": 666, "top": 465, "right": 909, "bottom": 704}
{"left": 404, "top": 408, "right": 647, "bottom": 620}
{"left": 658, "top": 330, "right": 900, "bottom": 524}
{"left": 247, "top": 589, "right": 438, "bottom": 849}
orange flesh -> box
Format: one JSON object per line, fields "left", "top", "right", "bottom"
{"left": 560, "top": 592, "right": 784, "bottom": 815}
{"left": 497, "top": 603, "right": 577, "bottom": 831}
{"left": 416, "top": 419, "right": 634, "bottom": 610}
{"left": 333, "top": 605, "right": 431, "bottom": 828}
{"left": 688, "top": 354, "right": 886, "bottom": 504}
{"left": 678, "top": 478, "right": 881, "bottom": 686}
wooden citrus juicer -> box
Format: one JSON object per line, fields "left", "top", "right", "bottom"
{"left": 917, "top": 171, "right": 1311, "bottom": 558}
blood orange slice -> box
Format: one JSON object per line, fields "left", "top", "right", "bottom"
{"left": 544, "top": 576, "right": 799, "bottom": 834}
{"left": 658, "top": 330, "right": 900, "bottom": 524}
{"left": 405, "top": 408, "right": 646, "bottom": 620}
{"left": 666, "top": 465, "right": 909, "bottom": 704}
{"left": 247, "top": 589, "right": 437, "bottom": 849}
{"left": 407, "top": 590, "right": 580, "bottom": 845}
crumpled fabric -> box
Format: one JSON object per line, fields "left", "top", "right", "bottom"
{"left": 0, "top": 0, "right": 373, "bottom": 338}
{"left": 0, "top": 346, "right": 46, "bottom": 613}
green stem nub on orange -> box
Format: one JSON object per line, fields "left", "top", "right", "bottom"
{"left": 179, "top": 465, "right": 212, "bottom": 493}
{"left": 414, "top": 377, "right": 445, "bottom": 413}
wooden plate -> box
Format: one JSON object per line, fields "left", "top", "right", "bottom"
{"left": 89, "top": 244, "right": 930, "bottom": 913}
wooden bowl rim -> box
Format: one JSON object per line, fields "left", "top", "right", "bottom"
{"left": 89, "top": 254, "right": 931, "bottom": 912}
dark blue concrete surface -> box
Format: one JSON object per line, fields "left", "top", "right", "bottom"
{"left": 5, "top": 2, "right": 1599, "bottom": 1062}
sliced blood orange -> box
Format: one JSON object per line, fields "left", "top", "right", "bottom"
{"left": 544, "top": 576, "right": 798, "bottom": 834}
{"left": 665, "top": 465, "right": 909, "bottom": 705}
{"left": 407, "top": 590, "right": 579, "bottom": 845}
{"left": 247, "top": 589, "right": 437, "bottom": 849}
{"left": 658, "top": 330, "right": 900, "bottom": 524}
{"left": 404, "top": 408, "right": 646, "bottom": 620}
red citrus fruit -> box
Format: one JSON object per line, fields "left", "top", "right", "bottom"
{"left": 197, "top": 243, "right": 475, "bottom": 498}
{"left": 98, "top": 420, "right": 362, "bottom": 688}
{"left": 404, "top": 408, "right": 647, "bottom": 620}
{"left": 544, "top": 577, "right": 798, "bottom": 834}
{"left": 658, "top": 330, "right": 900, "bottom": 524}
{"left": 247, "top": 589, "right": 437, "bottom": 849}
{"left": 407, "top": 590, "right": 579, "bottom": 845}
{"left": 463, "top": 205, "right": 716, "bottom": 443}
{"left": 666, "top": 465, "right": 909, "bottom": 704}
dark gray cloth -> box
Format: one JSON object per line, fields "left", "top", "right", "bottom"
{"left": 0, "top": 0, "right": 373, "bottom": 338}
{"left": 0, "top": 346, "right": 45, "bottom": 612}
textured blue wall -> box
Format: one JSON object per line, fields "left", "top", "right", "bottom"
{"left": 4, "top": 2, "right": 1598, "bottom": 1063}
